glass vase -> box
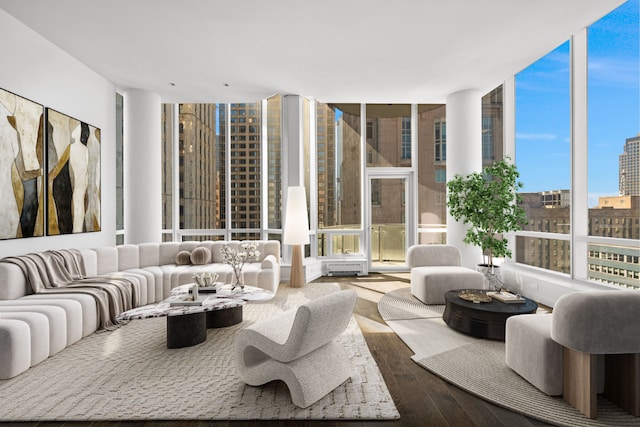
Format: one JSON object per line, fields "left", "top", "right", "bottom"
{"left": 232, "top": 269, "right": 244, "bottom": 291}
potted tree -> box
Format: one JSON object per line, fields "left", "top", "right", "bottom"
{"left": 446, "top": 157, "right": 527, "bottom": 288}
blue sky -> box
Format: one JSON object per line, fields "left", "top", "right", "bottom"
{"left": 515, "top": 0, "right": 639, "bottom": 207}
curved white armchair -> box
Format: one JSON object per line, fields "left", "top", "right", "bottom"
{"left": 235, "top": 289, "right": 357, "bottom": 408}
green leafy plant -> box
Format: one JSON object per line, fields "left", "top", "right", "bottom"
{"left": 446, "top": 157, "right": 527, "bottom": 267}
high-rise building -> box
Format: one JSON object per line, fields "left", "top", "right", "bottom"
{"left": 229, "top": 103, "right": 262, "bottom": 233}
{"left": 620, "top": 134, "right": 640, "bottom": 196}
{"left": 517, "top": 191, "right": 639, "bottom": 287}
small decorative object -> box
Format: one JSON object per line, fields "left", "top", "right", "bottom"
{"left": 189, "top": 283, "right": 199, "bottom": 301}
{"left": 221, "top": 241, "right": 260, "bottom": 290}
{"left": 193, "top": 271, "right": 219, "bottom": 288}
{"left": 459, "top": 290, "right": 492, "bottom": 304}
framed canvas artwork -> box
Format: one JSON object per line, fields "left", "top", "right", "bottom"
{"left": 47, "top": 108, "right": 101, "bottom": 235}
{"left": 0, "top": 88, "right": 45, "bottom": 240}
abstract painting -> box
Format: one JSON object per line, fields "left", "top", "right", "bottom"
{"left": 0, "top": 88, "right": 45, "bottom": 240}
{"left": 47, "top": 108, "right": 101, "bottom": 235}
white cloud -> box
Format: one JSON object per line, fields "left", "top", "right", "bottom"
{"left": 516, "top": 133, "right": 557, "bottom": 141}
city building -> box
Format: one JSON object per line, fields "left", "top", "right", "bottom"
{"left": 620, "top": 134, "right": 640, "bottom": 196}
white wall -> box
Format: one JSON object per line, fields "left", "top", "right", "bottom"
{"left": 0, "top": 9, "right": 116, "bottom": 258}
{"left": 500, "top": 262, "right": 613, "bottom": 307}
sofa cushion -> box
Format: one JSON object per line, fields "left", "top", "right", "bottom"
{"left": 0, "top": 263, "right": 30, "bottom": 300}
{"left": 190, "top": 247, "right": 211, "bottom": 265}
{"left": 138, "top": 243, "right": 160, "bottom": 268}
{"left": 175, "top": 251, "right": 192, "bottom": 265}
{"left": 78, "top": 248, "right": 98, "bottom": 277}
{"left": 159, "top": 242, "right": 181, "bottom": 266}
{"left": 94, "top": 247, "right": 119, "bottom": 275}
{"left": 117, "top": 245, "right": 140, "bottom": 271}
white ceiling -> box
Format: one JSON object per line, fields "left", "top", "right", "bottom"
{"left": 0, "top": 0, "right": 625, "bottom": 104}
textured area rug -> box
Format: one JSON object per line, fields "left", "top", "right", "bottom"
{"left": 0, "top": 283, "right": 399, "bottom": 421}
{"left": 377, "top": 286, "right": 444, "bottom": 321}
{"left": 379, "top": 288, "right": 640, "bottom": 427}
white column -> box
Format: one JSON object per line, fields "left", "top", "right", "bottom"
{"left": 503, "top": 77, "right": 517, "bottom": 261}
{"left": 123, "top": 89, "right": 162, "bottom": 244}
{"left": 446, "top": 89, "right": 483, "bottom": 268}
{"left": 282, "top": 95, "right": 303, "bottom": 188}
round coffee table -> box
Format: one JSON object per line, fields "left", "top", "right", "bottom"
{"left": 443, "top": 289, "right": 538, "bottom": 341}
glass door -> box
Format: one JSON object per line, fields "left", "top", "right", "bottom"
{"left": 368, "top": 174, "right": 410, "bottom": 271}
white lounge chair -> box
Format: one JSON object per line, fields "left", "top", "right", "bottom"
{"left": 235, "top": 289, "right": 357, "bottom": 408}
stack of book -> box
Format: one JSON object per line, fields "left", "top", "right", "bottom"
{"left": 486, "top": 291, "right": 525, "bottom": 303}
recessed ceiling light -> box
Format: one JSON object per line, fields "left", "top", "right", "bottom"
{"left": 169, "top": 82, "right": 176, "bottom": 87}
{"left": 224, "top": 83, "right": 230, "bottom": 87}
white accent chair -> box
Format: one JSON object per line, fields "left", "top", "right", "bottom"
{"left": 506, "top": 290, "right": 640, "bottom": 419}
{"left": 407, "top": 244, "right": 484, "bottom": 304}
{"left": 235, "top": 289, "right": 357, "bottom": 408}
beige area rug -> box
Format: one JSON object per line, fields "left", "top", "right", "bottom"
{"left": 347, "top": 272, "right": 410, "bottom": 294}
{"left": 0, "top": 283, "right": 399, "bottom": 422}
{"left": 378, "top": 288, "right": 640, "bottom": 427}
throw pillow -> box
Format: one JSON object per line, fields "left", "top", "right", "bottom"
{"left": 190, "top": 247, "right": 212, "bottom": 265}
{"left": 175, "top": 250, "right": 192, "bottom": 265}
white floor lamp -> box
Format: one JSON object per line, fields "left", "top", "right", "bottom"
{"left": 283, "top": 186, "right": 309, "bottom": 288}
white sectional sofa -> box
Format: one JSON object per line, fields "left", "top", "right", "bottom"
{"left": 0, "top": 240, "right": 281, "bottom": 379}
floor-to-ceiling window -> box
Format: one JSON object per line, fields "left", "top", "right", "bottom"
{"left": 160, "top": 101, "right": 271, "bottom": 243}
{"left": 417, "top": 104, "right": 447, "bottom": 244}
{"left": 514, "top": 0, "right": 639, "bottom": 289}
{"left": 316, "top": 103, "right": 362, "bottom": 257}
{"left": 266, "top": 95, "right": 283, "bottom": 242}
{"left": 515, "top": 41, "right": 572, "bottom": 274}
{"left": 160, "top": 104, "right": 174, "bottom": 242}
{"left": 587, "top": 0, "right": 640, "bottom": 288}
{"left": 115, "top": 93, "right": 124, "bottom": 244}
{"left": 365, "top": 104, "right": 412, "bottom": 268}
{"left": 177, "top": 104, "right": 225, "bottom": 241}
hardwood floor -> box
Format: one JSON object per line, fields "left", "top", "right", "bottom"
{"left": 2, "top": 274, "right": 551, "bottom": 427}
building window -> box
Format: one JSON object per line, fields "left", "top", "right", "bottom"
{"left": 482, "top": 116, "right": 494, "bottom": 161}
{"left": 435, "top": 120, "right": 446, "bottom": 162}
{"left": 401, "top": 116, "right": 411, "bottom": 160}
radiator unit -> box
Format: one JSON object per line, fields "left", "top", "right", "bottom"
{"left": 324, "top": 262, "right": 366, "bottom": 277}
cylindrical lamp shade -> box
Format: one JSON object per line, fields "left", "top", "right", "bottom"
{"left": 283, "top": 186, "right": 310, "bottom": 245}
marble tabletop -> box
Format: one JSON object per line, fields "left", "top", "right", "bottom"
{"left": 171, "top": 283, "right": 275, "bottom": 302}
{"left": 115, "top": 294, "right": 246, "bottom": 321}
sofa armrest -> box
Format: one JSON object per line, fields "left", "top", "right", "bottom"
{"left": 261, "top": 254, "right": 278, "bottom": 270}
